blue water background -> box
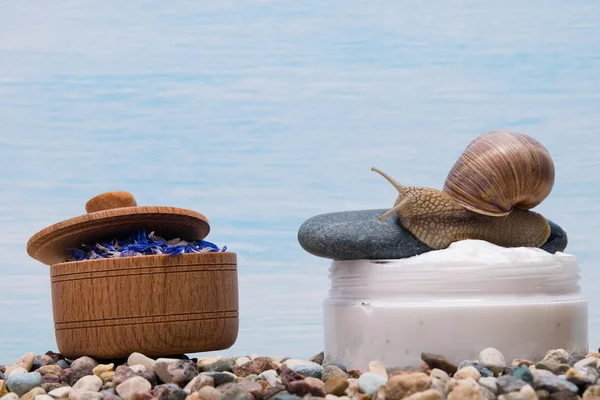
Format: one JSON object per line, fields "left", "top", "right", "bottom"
{"left": 1, "top": 1, "right": 599, "bottom": 362}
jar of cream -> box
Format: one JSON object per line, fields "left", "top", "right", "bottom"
{"left": 323, "top": 240, "right": 588, "bottom": 370}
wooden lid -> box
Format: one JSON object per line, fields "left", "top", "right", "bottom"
{"left": 27, "top": 191, "right": 211, "bottom": 266}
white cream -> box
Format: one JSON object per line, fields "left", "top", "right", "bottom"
{"left": 323, "top": 240, "right": 588, "bottom": 370}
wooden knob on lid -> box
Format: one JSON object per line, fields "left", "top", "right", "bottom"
{"left": 85, "top": 191, "right": 138, "bottom": 213}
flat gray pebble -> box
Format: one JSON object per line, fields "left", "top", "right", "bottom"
{"left": 536, "top": 375, "right": 579, "bottom": 393}
{"left": 201, "top": 371, "right": 236, "bottom": 387}
{"left": 287, "top": 364, "right": 323, "bottom": 379}
{"left": 6, "top": 372, "right": 42, "bottom": 397}
{"left": 496, "top": 375, "right": 527, "bottom": 394}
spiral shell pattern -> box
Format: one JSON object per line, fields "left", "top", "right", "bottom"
{"left": 442, "top": 130, "right": 555, "bottom": 216}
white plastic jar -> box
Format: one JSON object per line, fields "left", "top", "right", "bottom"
{"left": 323, "top": 240, "right": 588, "bottom": 370}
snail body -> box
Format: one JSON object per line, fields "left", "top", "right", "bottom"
{"left": 372, "top": 130, "right": 555, "bottom": 250}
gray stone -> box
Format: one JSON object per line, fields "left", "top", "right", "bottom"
{"left": 535, "top": 375, "right": 579, "bottom": 393}
{"left": 297, "top": 209, "right": 568, "bottom": 260}
{"left": 479, "top": 377, "right": 498, "bottom": 394}
{"left": 284, "top": 362, "right": 323, "bottom": 379}
{"left": 6, "top": 372, "right": 42, "bottom": 396}
{"left": 200, "top": 371, "right": 236, "bottom": 387}
{"left": 496, "top": 375, "right": 527, "bottom": 394}
{"left": 201, "top": 358, "right": 234, "bottom": 373}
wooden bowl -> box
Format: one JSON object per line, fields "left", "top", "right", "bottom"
{"left": 27, "top": 192, "right": 239, "bottom": 360}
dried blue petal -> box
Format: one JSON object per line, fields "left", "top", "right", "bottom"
{"left": 66, "top": 230, "right": 227, "bottom": 261}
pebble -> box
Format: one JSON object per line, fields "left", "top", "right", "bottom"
{"left": 322, "top": 365, "right": 349, "bottom": 382}
{"left": 259, "top": 370, "right": 281, "bottom": 387}
{"left": 297, "top": 209, "right": 568, "bottom": 260}
{"left": 584, "top": 385, "right": 600, "bottom": 398}
{"left": 421, "top": 353, "right": 458, "bottom": 375}
{"left": 478, "top": 377, "right": 498, "bottom": 394}
{"left": 235, "top": 357, "right": 251, "bottom": 367}
{"left": 283, "top": 360, "right": 323, "bottom": 379}
{"left": 152, "top": 359, "right": 179, "bottom": 384}
{"left": 73, "top": 392, "right": 102, "bottom": 400}
{"left": 454, "top": 366, "right": 481, "bottom": 382}
{"left": 197, "top": 386, "right": 220, "bottom": 400}
{"left": 324, "top": 376, "right": 349, "bottom": 396}
{"left": 113, "top": 366, "right": 137, "bottom": 387}
{"left": 220, "top": 384, "right": 253, "bottom": 400}
{"left": 91, "top": 364, "right": 113, "bottom": 377}
{"left": 496, "top": 375, "right": 527, "bottom": 394}
{"left": 381, "top": 372, "right": 431, "bottom": 399}
{"left": 73, "top": 375, "right": 102, "bottom": 392}
{"left": 510, "top": 365, "right": 534, "bottom": 384}
{"left": 38, "top": 366, "right": 62, "bottom": 377}
{"left": 126, "top": 354, "right": 155, "bottom": 372}
{"left": 6, "top": 372, "right": 42, "bottom": 396}
{"left": 14, "top": 353, "right": 35, "bottom": 372}
{"left": 70, "top": 358, "right": 97, "bottom": 372}
{"left": 56, "top": 361, "right": 70, "bottom": 370}
{"left": 1, "top": 348, "right": 599, "bottom": 400}
{"left": 197, "top": 357, "right": 224, "bottom": 370}
{"left": 200, "top": 358, "right": 234, "bottom": 373}
{"left": 48, "top": 386, "right": 71, "bottom": 398}
{"left": 542, "top": 349, "right": 570, "bottom": 365}
{"left": 18, "top": 387, "right": 44, "bottom": 400}
{"left": 537, "top": 374, "right": 579, "bottom": 393}
{"left": 367, "top": 361, "right": 388, "bottom": 379}
{"left": 535, "top": 360, "right": 571, "bottom": 375}
{"left": 324, "top": 362, "right": 348, "bottom": 372}
{"left": 233, "top": 357, "right": 277, "bottom": 377}
{"left": 478, "top": 348, "right": 506, "bottom": 375}
{"left": 200, "top": 372, "right": 236, "bottom": 387}
{"left": 358, "top": 372, "right": 387, "bottom": 396}
{"left": 575, "top": 357, "right": 599, "bottom": 370}
{"left": 288, "top": 377, "right": 326, "bottom": 397}
{"left": 183, "top": 374, "right": 214, "bottom": 392}
{"left": 458, "top": 361, "right": 494, "bottom": 378}
{"left": 167, "top": 360, "right": 198, "bottom": 384}
{"left": 8, "top": 368, "right": 26, "bottom": 377}
{"left": 115, "top": 377, "right": 151, "bottom": 400}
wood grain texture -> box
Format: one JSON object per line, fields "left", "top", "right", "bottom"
{"left": 50, "top": 252, "right": 238, "bottom": 360}
{"left": 85, "top": 191, "right": 138, "bottom": 213}
{"left": 27, "top": 206, "right": 211, "bottom": 265}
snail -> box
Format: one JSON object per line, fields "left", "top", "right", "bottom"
{"left": 371, "top": 130, "right": 555, "bottom": 250}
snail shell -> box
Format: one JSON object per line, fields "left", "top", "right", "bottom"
{"left": 442, "top": 130, "right": 555, "bottom": 216}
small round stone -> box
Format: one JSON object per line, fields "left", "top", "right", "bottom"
{"left": 454, "top": 366, "right": 480, "bottom": 382}
{"left": 73, "top": 375, "right": 103, "bottom": 392}
{"left": 478, "top": 348, "right": 506, "bottom": 375}
{"left": 115, "top": 377, "right": 151, "bottom": 400}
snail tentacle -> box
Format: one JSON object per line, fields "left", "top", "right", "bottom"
{"left": 371, "top": 167, "right": 405, "bottom": 193}
{"left": 377, "top": 199, "right": 408, "bottom": 222}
